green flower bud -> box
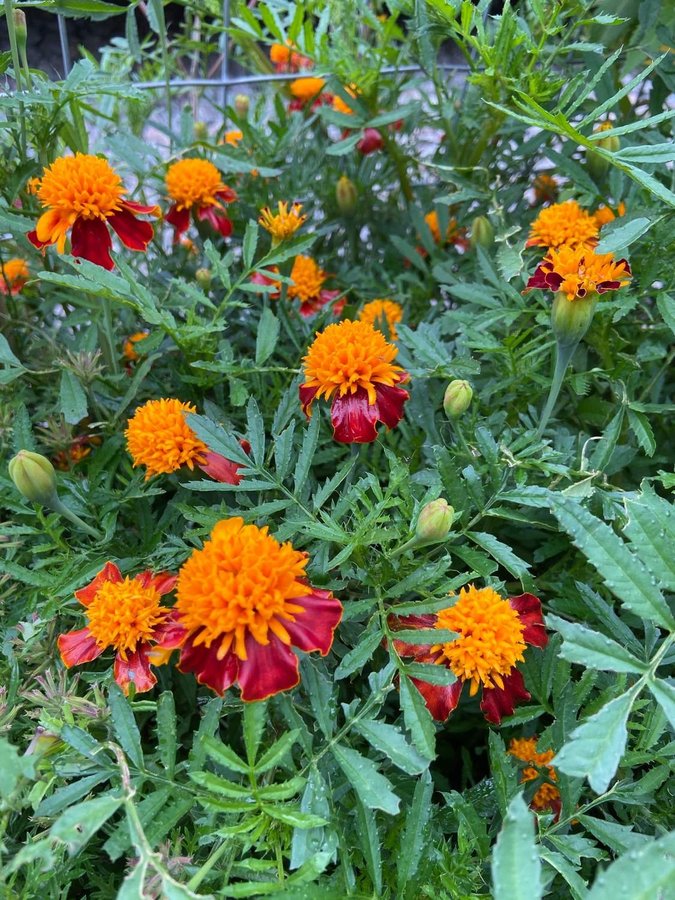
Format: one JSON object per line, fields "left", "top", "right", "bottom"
{"left": 14, "top": 10, "right": 27, "bottom": 50}
{"left": 8, "top": 450, "right": 57, "bottom": 505}
{"left": 336, "top": 175, "right": 358, "bottom": 216}
{"left": 587, "top": 122, "right": 619, "bottom": 181}
{"left": 234, "top": 94, "right": 250, "bottom": 118}
{"left": 470, "top": 215, "right": 494, "bottom": 249}
{"left": 443, "top": 380, "right": 473, "bottom": 418}
{"left": 195, "top": 268, "right": 212, "bottom": 291}
{"left": 194, "top": 121, "right": 209, "bottom": 141}
{"left": 416, "top": 499, "right": 454, "bottom": 543}
{"left": 551, "top": 291, "right": 597, "bottom": 348}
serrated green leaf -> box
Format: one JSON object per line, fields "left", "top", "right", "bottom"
{"left": 354, "top": 798, "right": 382, "bottom": 894}
{"left": 59, "top": 369, "right": 88, "bottom": 425}
{"left": 156, "top": 691, "right": 177, "bottom": 778}
{"left": 332, "top": 744, "right": 400, "bottom": 814}
{"left": 354, "top": 719, "right": 428, "bottom": 775}
{"left": 399, "top": 674, "right": 436, "bottom": 760}
{"left": 623, "top": 488, "right": 675, "bottom": 591}
{"left": 293, "top": 412, "right": 319, "bottom": 493}
{"left": 548, "top": 616, "right": 647, "bottom": 674}
{"left": 255, "top": 307, "right": 280, "bottom": 365}
{"left": 203, "top": 735, "right": 249, "bottom": 774}
{"left": 108, "top": 684, "right": 143, "bottom": 770}
{"left": 491, "top": 793, "right": 542, "bottom": 900}
{"left": 646, "top": 678, "right": 675, "bottom": 731}
{"left": 255, "top": 730, "right": 300, "bottom": 774}
{"left": 595, "top": 216, "right": 653, "bottom": 255}
{"left": 627, "top": 409, "right": 656, "bottom": 457}
{"left": 397, "top": 769, "right": 433, "bottom": 892}
{"left": 334, "top": 628, "right": 383, "bottom": 680}
{"left": 51, "top": 795, "right": 123, "bottom": 856}
{"left": 587, "top": 829, "right": 675, "bottom": 899}
{"left": 467, "top": 531, "right": 531, "bottom": 579}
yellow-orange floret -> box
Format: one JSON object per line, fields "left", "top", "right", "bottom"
{"left": 593, "top": 201, "right": 626, "bottom": 228}
{"left": 509, "top": 737, "right": 560, "bottom": 811}
{"left": 125, "top": 398, "right": 207, "bottom": 478}
{"left": 526, "top": 200, "right": 599, "bottom": 250}
{"left": 289, "top": 77, "right": 326, "bottom": 103}
{"left": 85, "top": 577, "right": 170, "bottom": 660}
{"left": 0, "top": 258, "right": 30, "bottom": 293}
{"left": 175, "top": 517, "right": 309, "bottom": 660}
{"left": 358, "top": 299, "right": 403, "bottom": 340}
{"left": 258, "top": 201, "right": 306, "bottom": 241}
{"left": 288, "top": 255, "right": 326, "bottom": 303}
{"left": 166, "top": 159, "right": 229, "bottom": 210}
{"left": 432, "top": 586, "right": 526, "bottom": 695}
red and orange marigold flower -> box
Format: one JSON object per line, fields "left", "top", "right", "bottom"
{"left": 300, "top": 320, "right": 410, "bottom": 443}
{"left": 0, "top": 258, "right": 30, "bottom": 295}
{"left": 358, "top": 298, "right": 403, "bottom": 340}
{"left": 58, "top": 562, "right": 182, "bottom": 695}
{"left": 165, "top": 159, "right": 237, "bottom": 241}
{"left": 423, "top": 211, "right": 469, "bottom": 251}
{"left": 390, "top": 585, "right": 547, "bottom": 724}
{"left": 289, "top": 76, "right": 327, "bottom": 109}
{"left": 288, "top": 255, "right": 342, "bottom": 317}
{"left": 525, "top": 199, "right": 598, "bottom": 250}
{"left": 525, "top": 246, "right": 631, "bottom": 301}
{"left": 170, "top": 517, "right": 342, "bottom": 701}
{"left": 593, "top": 201, "right": 626, "bottom": 228}
{"left": 27, "top": 153, "right": 159, "bottom": 271}
{"left": 259, "top": 201, "right": 306, "bottom": 242}
{"left": 270, "top": 41, "right": 311, "bottom": 73}
{"left": 509, "top": 736, "right": 561, "bottom": 817}
{"left": 125, "top": 398, "right": 246, "bottom": 484}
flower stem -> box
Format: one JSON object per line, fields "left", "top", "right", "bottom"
{"left": 99, "top": 296, "right": 119, "bottom": 375}
{"left": 535, "top": 339, "right": 579, "bottom": 440}
{"left": 50, "top": 497, "right": 103, "bottom": 540}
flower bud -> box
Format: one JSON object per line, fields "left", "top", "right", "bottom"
{"left": 357, "top": 128, "right": 384, "bottom": 155}
{"left": 14, "top": 10, "right": 27, "bottom": 51}
{"left": 443, "top": 380, "right": 473, "bottom": 418}
{"left": 551, "top": 291, "right": 597, "bottom": 348}
{"left": 470, "top": 215, "right": 494, "bottom": 249}
{"left": 195, "top": 268, "right": 212, "bottom": 291}
{"left": 416, "top": 499, "right": 454, "bottom": 543}
{"left": 586, "top": 122, "right": 619, "bottom": 181}
{"left": 8, "top": 450, "right": 57, "bottom": 505}
{"left": 194, "top": 121, "right": 208, "bottom": 141}
{"left": 336, "top": 175, "right": 358, "bottom": 215}
{"left": 234, "top": 94, "right": 250, "bottom": 118}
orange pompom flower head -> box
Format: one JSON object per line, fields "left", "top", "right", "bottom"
{"left": 165, "top": 158, "right": 237, "bottom": 241}
{"left": 390, "top": 585, "right": 547, "bottom": 723}
{"left": 270, "top": 41, "right": 311, "bottom": 73}
{"left": 0, "top": 258, "right": 29, "bottom": 295}
{"left": 525, "top": 245, "right": 631, "bottom": 304}
{"left": 422, "top": 211, "right": 469, "bottom": 252}
{"left": 125, "top": 398, "right": 248, "bottom": 485}
{"left": 58, "top": 562, "right": 183, "bottom": 695}
{"left": 222, "top": 129, "right": 243, "bottom": 147}
{"left": 300, "top": 320, "right": 410, "bottom": 443}
{"left": 288, "top": 255, "right": 343, "bottom": 317}
{"left": 27, "top": 153, "right": 159, "bottom": 271}
{"left": 289, "top": 77, "right": 329, "bottom": 112}
{"left": 509, "top": 736, "right": 561, "bottom": 818}
{"left": 171, "top": 517, "right": 342, "bottom": 701}
{"left": 258, "top": 201, "right": 306, "bottom": 243}
{"left": 358, "top": 299, "right": 403, "bottom": 340}
{"left": 525, "top": 199, "right": 598, "bottom": 250}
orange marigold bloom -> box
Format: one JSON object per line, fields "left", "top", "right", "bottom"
{"left": 358, "top": 299, "right": 403, "bottom": 340}
{"left": 123, "top": 331, "right": 149, "bottom": 362}
{"left": 289, "top": 77, "right": 326, "bottom": 104}
{"left": 525, "top": 246, "right": 631, "bottom": 301}
{"left": 172, "top": 517, "right": 342, "bottom": 700}
{"left": 532, "top": 173, "right": 559, "bottom": 206}
{"left": 423, "top": 211, "right": 469, "bottom": 250}
{"left": 165, "top": 158, "right": 237, "bottom": 241}
{"left": 270, "top": 41, "right": 311, "bottom": 73}
{"left": 333, "top": 85, "right": 359, "bottom": 115}
{"left": 58, "top": 562, "right": 182, "bottom": 694}
{"left": 593, "top": 201, "right": 626, "bottom": 228}
{"left": 223, "top": 129, "right": 243, "bottom": 146}
{"left": 288, "top": 255, "right": 342, "bottom": 317}
{"left": 259, "top": 201, "right": 306, "bottom": 242}
{"left": 125, "top": 398, "right": 246, "bottom": 484}
{"left": 525, "top": 199, "right": 599, "bottom": 250}
{"left": 0, "top": 258, "right": 30, "bottom": 295}
{"left": 390, "top": 586, "right": 547, "bottom": 723}
{"left": 27, "top": 153, "right": 159, "bottom": 271}
{"left": 509, "top": 737, "right": 561, "bottom": 816}
{"left": 300, "top": 320, "right": 409, "bottom": 443}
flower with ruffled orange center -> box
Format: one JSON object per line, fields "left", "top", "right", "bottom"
{"left": 172, "top": 517, "right": 342, "bottom": 700}
{"left": 259, "top": 201, "right": 306, "bottom": 242}
{"left": 532, "top": 173, "right": 558, "bottom": 206}
{"left": 300, "top": 320, "right": 410, "bottom": 443}
{"left": 525, "top": 246, "right": 631, "bottom": 301}
{"left": 123, "top": 331, "right": 149, "bottom": 362}
{"left": 390, "top": 585, "right": 547, "bottom": 723}
{"left": 290, "top": 77, "right": 326, "bottom": 104}
{"left": 165, "top": 158, "right": 237, "bottom": 241}
{"left": 58, "top": 562, "right": 182, "bottom": 694}
{"left": 125, "top": 398, "right": 246, "bottom": 485}
{"left": 223, "top": 129, "right": 243, "bottom": 146}
{"left": 593, "top": 201, "right": 626, "bottom": 228}
{"left": 423, "top": 211, "right": 468, "bottom": 251}
{"left": 525, "top": 200, "right": 599, "bottom": 250}
{"left": 287, "top": 255, "right": 342, "bottom": 317}
{"left": 27, "top": 153, "right": 159, "bottom": 270}
{"left": 0, "top": 258, "right": 29, "bottom": 295}
{"left": 358, "top": 299, "right": 403, "bottom": 340}
{"left": 270, "top": 42, "right": 311, "bottom": 73}
{"left": 509, "top": 737, "right": 561, "bottom": 816}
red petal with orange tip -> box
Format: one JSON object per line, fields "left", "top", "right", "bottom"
{"left": 198, "top": 450, "right": 244, "bottom": 485}
{"left": 178, "top": 632, "right": 239, "bottom": 695}
{"left": 299, "top": 383, "right": 320, "bottom": 418}
{"left": 509, "top": 593, "right": 548, "bottom": 648}
{"left": 216, "top": 187, "right": 238, "bottom": 204}
{"left": 389, "top": 613, "right": 438, "bottom": 660}
{"left": 410, "top": 676, "right": 463, "bottom": 721}
{"left": 109, "top": 208, "right": 155, "bottom": 251}
{"left": 71, "top": 216, "right": 114, "bottom": 270}
{"left": 75, "top": 561, "right": 123, "bottom": 605}
{"left": 58, "top": 626, "right": 104, "bottom": 668}
{"left": 153, "top": 609, "right": 188, "bottom": 649}
{"left": 136, "top": 570, "right": 178, "bottom": 596}
{"left": 331, "top": 389, "right": 380, "bottom": 443}
{"left": 374, "top": 380, "right": 409, "bottom": 430}
{"left": 284, "top": 588, "right": 342, "bottom": 655}
{"left": 480, "top": 668, "right": 531, "bottom": 724}
{"left": 27, "top": 229, "right": 49, "bottom": 250}
{"left": 237, "top": 633, "right": 300, "bottom": 701}
{"left": 122, "top": 199, "right": 161, "bottom": 217}
{"left": 166, "top": 204, "right": 190, "bottom": 239}
{"left": 114, "top": 644, "right": 157, "bottom": 695}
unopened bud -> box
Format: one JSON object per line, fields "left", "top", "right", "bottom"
{"left": 551, "top": 291, "right": 597, "bottom": 348}
{"left": 336, "top": 175, "right": 358, "bottom": 215}
{"left": 234, "top": 94, "right": 250, "bottom": 118}
{"left": 9, "top": 450, "right": 57, "bottom": 505}
{"left": 194, "top": 121, "right": 208, "bottom": 140}
{"left": 416, "top": 499, "right": 454, "bottom": 543}
{"left": 587, "top": 122, "right": 619, "bottom": 182}
{"left": 13, "top": 10, "right": 27, "bottom": 50}
{"left": 470, "top": 215, "right": 494, "bottom": 249}
{"left": 443, "top": 380, "right": 473, "bottom": 418}
{"left": 195, "top": 268, "right": 212, "bottom": 291}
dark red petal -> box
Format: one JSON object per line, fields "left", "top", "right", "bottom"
{"left": 289, "top": 99, "right": 304, "bottom": 112}
{"left": 299, "top": 383, "right": 320, "bottom": 418}
{"left": 166, "top": 204, "right": 190, "bottom": 239}
{"left": 114, "top": 645, "right": 156, "bottom": 695}
{"left": 196, "top": 205, "right": 233, "bottom": 238}
{"left": 27, "top": 229, "right": 48, "bottom": 250}
{"left": 510, "top": 593, "right": 548, "bottom": 648}
{"left": 357, "top": 128, "right": 384, "bottom": 155}
{"left": 135, "top": 571, "right": 178, "bottom": 596}
{"left": 331, "top": 389, "right": 379, "bottom": 443}
{"left": 75, "top": 562, "right": 123, "bottom": 605}
{"left": 122, "top": 199, "right": 160, "bottom": 216}
{"left": 215, "top": 187, "right": 238, "bottom": 204}
{"left": 198, "top": 450, "right": 243, "bottom": 485}
{"left": 237, "top": 632, "right": 300, "bottom": 701}
{"left": 410, "top": 677, "right": 463, "bottom": 721}
{"left": 524, "top": 264, "right": 552, "bottom": 292}
{"left": 283, "top": 588, "right": 342, "bottom": 655}
{"left": 596, "top": 280, "right": 621, "bottom": 293}
{"left": 178, "top": 631, "right": 239, "bottom": 695}
{"left": 543, "top": 271, "right": 564, "bottom": 291}
{"left": 58, "top": 627, "right": 104, "bottom": 668}
{"left": 109, "top": 208, "right": 155, "bottom": 251}
{"left": 153, "top": 610, "right": 188, "bottom": 649}
{"left": 480, "top": 668, "right": 531, "bottom": 724}
{"left": 70, "top": 216, "right": 114, "bottom": 270}
{"left": 389, "top": 613, "right": 439, "bottom": 660}
{"left": 374, "top": 381, "right": 409, "bottom": 430}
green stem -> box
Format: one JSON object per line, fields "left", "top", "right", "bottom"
{"left": 50, "top": 497, "right": 103, "bottom": 540}
{"left": 99, "top": 296, "right": 119, "bottom": 375}
{"left": 535, "top": 340, "right": 579, "bottom": 440}
{"left": 4, "top": 0, "right": 22, "bottom": 92}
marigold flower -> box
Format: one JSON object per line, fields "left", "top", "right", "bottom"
{"left": 509, "top": 736, "right": 561, "bottom": 816}
{"left": 287, "top": 255, "right": 343, "bottom": 317}
{"left": 390, "top": 585, "right": 547, "bottom": 723}
{"left": 423, "top": 211, "right": 469, "bottom": 251}
{"left": 300, "top": 320, "right": 410, "bottom": 443}
{"left": 0, "top": 258, "right": 29, "bottom": 295}
{"left": 259, "top": 201, "right": 306, "bottom": 242}
{"left": 593, "top": 201, "right": 626, "bottom": 228}
{"left": 222, "top": 129, "right": 243, "bottom": 146}
{"left": 525, "top": 246, "right": 631, "bottom": 301}
{"left": 125, "top": 398, "right": 246, "bottom": 484}
{"left": 358, "top": 299, "right": 403, "bottom": 340}
{"left": 27, "top": 153, "right": 159, "bottom": 271}
{"left": 270, "top": 41, "right": 311, "bottom": 73}
{"left": 289, "top": 77, "right": 326, "bottom": 104}
{"left": 532, "top": 173, "right": 558, "bottom": 206}
{"left": 525, "top": 199, "right": 598, "bottom": 250}
{"left": 52, "top": 434, "right": 99, "bottom": 470}
{"left": 333, "top": 85, "right": 359, "bottom": 115}
{"left": 172, "top": 517, "right": 342, "bottom": 700}
{"left": 123, "top": 331, "right": 149, "bottom": 362}
{"left": 58, "top": 562, "right": 182, "bottom": 694}
{"left": 165, "top": 158, "right": 237, "bottom": 241}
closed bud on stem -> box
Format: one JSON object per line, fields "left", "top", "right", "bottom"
{"left": 234, "top": 94, "right": 250, "bottom": 117}
{"left": 193, "top": 121, "right": 208, "bottom": 140}
{"left": 443, "top": 380, "right": 473, "bottom": 418}
{"left": 336, "top": 175, "right": 358, "bottom": 215}
{"left": 587, "top": 122, "right": 619, "bottom": 181}
{"left": 9, "top": 450, "right": 57, "bottom": 505}
{"left": 13, "top": 10, "right": 27, "bottom": 50}
{"left": 551, "top": 291, "right": 597, "bottom": 348}
{"left": 195, "top": 268, "right": 212, "bottom": 291}
{"left": 416, "top": 499, "right": 454, "bottom": 543}
{"left": 470, "top": 215, "right": 494, "bottom": 249}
